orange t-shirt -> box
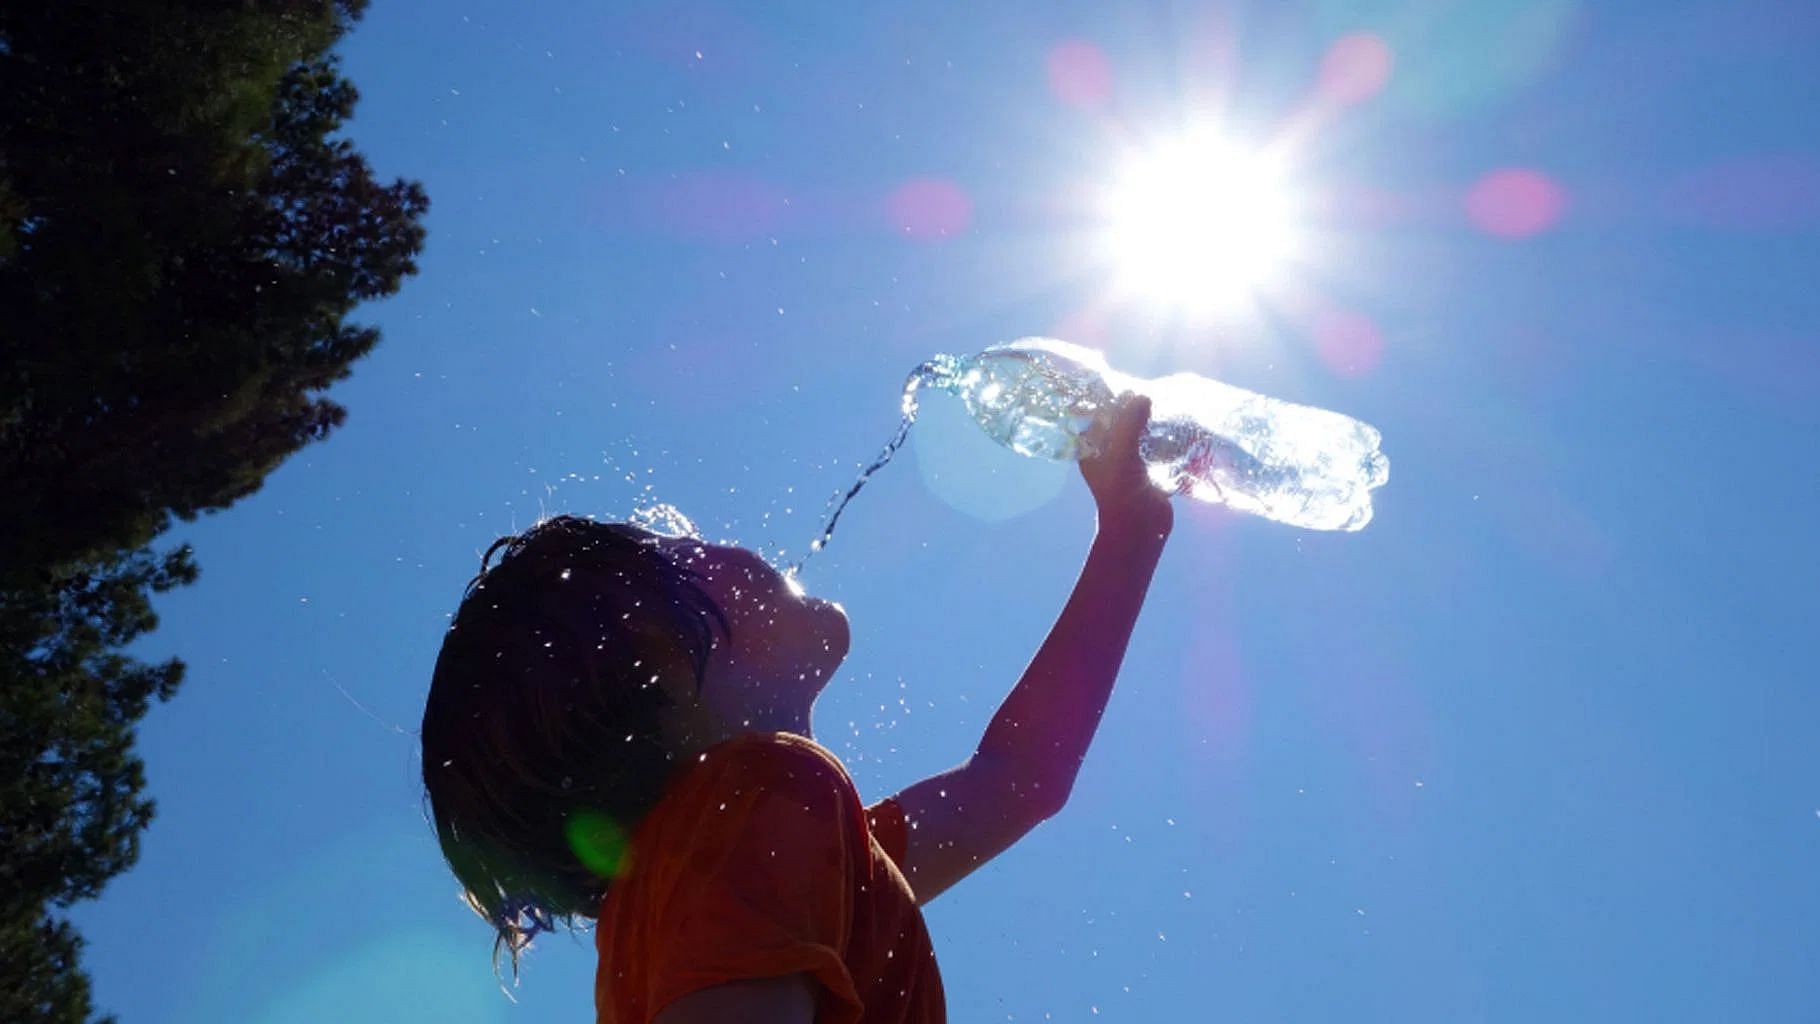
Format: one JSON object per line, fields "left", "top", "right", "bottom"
{"left": 594, "top": 732, "right": 945, "bottom": 1023}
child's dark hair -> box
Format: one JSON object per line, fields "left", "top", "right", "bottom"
{"left": 420, "top": 515, "right": 728, "bottom": 980}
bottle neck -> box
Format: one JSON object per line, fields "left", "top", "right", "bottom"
{"left": 911, "top": 353, "right": 963, "bottom": 389}
{"left": 901, "top": 354, "right": 965, "bottom": 416}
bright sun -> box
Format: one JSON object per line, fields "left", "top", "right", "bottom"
{"left": 1098, "top": 132, "right": 1301, "bottom": 319}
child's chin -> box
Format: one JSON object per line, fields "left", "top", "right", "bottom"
{"left": 815, "top": 603, "right": 851, "bottom": 664}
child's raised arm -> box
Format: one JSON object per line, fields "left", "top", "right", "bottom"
{"left": 884, "top": 394, "right": 1173, "bottom": 905}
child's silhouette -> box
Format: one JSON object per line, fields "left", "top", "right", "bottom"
{"left": 422, "top": 394, "right": 1172, "bottom": 1023}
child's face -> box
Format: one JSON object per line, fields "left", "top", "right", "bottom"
{"left": 656, "top": 538, "right": 849, "bottom": 735}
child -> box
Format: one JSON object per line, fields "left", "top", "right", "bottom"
{"left": 421, "top": 395, "right": 1172, "bottom": 1023}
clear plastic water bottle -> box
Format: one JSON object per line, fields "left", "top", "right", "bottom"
{"left": 909, "top": 337, "right": 1390, "bottom": 531}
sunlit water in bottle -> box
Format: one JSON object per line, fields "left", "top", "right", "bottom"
{"left": 1139, "top": 369, "right": 1390, "bottom": 532}
{"left": 790, "top": 338, "right": 1389, "bottom": 575}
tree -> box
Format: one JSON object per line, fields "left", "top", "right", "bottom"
{"left": 0, "top": 2, "right": 427, "bottom": 1018}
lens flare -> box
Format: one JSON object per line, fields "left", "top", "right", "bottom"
{"left": 886, "top": 177, "right": 973, "bottom": 240}
{"left": 1317, "top": 33, "right": 1394, "bottom": 106}
{"left": 1466, "top": 167, "right": 1567, "bottom": 238}
{"left": 1313, "top": 310, "right": 1386, "bottom": 376}
{"left": 1047, "top": 39, "right": 1114, "bottom": 109}
{"left": 565, "top": 810, "right": 630, "bottom": 878}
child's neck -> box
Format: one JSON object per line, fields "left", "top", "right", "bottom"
{"left": 662, "top": 698, "right": 813, "bottom": 759}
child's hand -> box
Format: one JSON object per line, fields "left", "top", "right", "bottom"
{"left": 1080, "top": 393, "right": 1174, "bottom": 534}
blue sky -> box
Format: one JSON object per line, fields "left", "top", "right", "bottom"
{"left": 73, "top": 1, "right": 1819, "bottom": 1020}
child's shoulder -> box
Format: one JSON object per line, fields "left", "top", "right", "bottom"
{"left": 707, "top": 730, "right": 849, "bottom": 776}
{"left": 695, "top": 731, "right": 858, "bottom": 801}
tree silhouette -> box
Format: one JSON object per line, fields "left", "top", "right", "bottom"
{"left": 0, "top": 2, "right": 427, "bottom": 1018}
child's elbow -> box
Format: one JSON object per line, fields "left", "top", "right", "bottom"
{"left": 1027, "top": 775, "right": 1072, "bottom": 822}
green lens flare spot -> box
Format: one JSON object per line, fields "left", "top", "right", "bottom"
{"left": 565, "top": 810, "right": 629, "bottom": 878}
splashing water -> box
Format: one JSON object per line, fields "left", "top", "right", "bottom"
{"left": 628, "top": 502, "right": 701, "bottom": 539}
{"left": 787, "top": 356, "right": 960, "bottom": 577}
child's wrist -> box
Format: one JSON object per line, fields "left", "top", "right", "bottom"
{"left": 1095, "top": 494, "right": 1174, "bottom": 542}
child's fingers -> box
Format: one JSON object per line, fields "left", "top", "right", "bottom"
{"left": 1085, "top": 393, "right": 1149, "bottom": 463}
{"left": 1126, "top": 394, "right": 1151, "bottom": 428}
{"left": 1115, "top": 393, "right": 1151, "bottom": 450}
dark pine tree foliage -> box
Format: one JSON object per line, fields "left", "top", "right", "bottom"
{"left": 0, "top": 2, "right": 427, "bottom": 1019}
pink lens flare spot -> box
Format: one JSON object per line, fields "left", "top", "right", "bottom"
{"left": 1317, "top": 32, "right": 1393, "bottom": 106}
{"left": 1466, "top": 168, "right": 1568, "bottom": 238}
{"left": 1049, "top": 307, "right": 1109, "bottom": 348}
{"left": 886, "top": 177, "right": 973, "bottom": 241}
{"left": 1046, "top": 39, "right": 1113, "bottom": 109}
{"left": 1314, "top": 310, "right": 1385, "bottom": 376}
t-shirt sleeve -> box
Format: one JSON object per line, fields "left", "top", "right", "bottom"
{"left": 644, "top": 740, "right": 868, "bottom": 1024}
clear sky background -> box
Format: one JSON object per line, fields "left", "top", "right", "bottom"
{"left": 73, "top": 1, "right": 1819, "bottom": 1021}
